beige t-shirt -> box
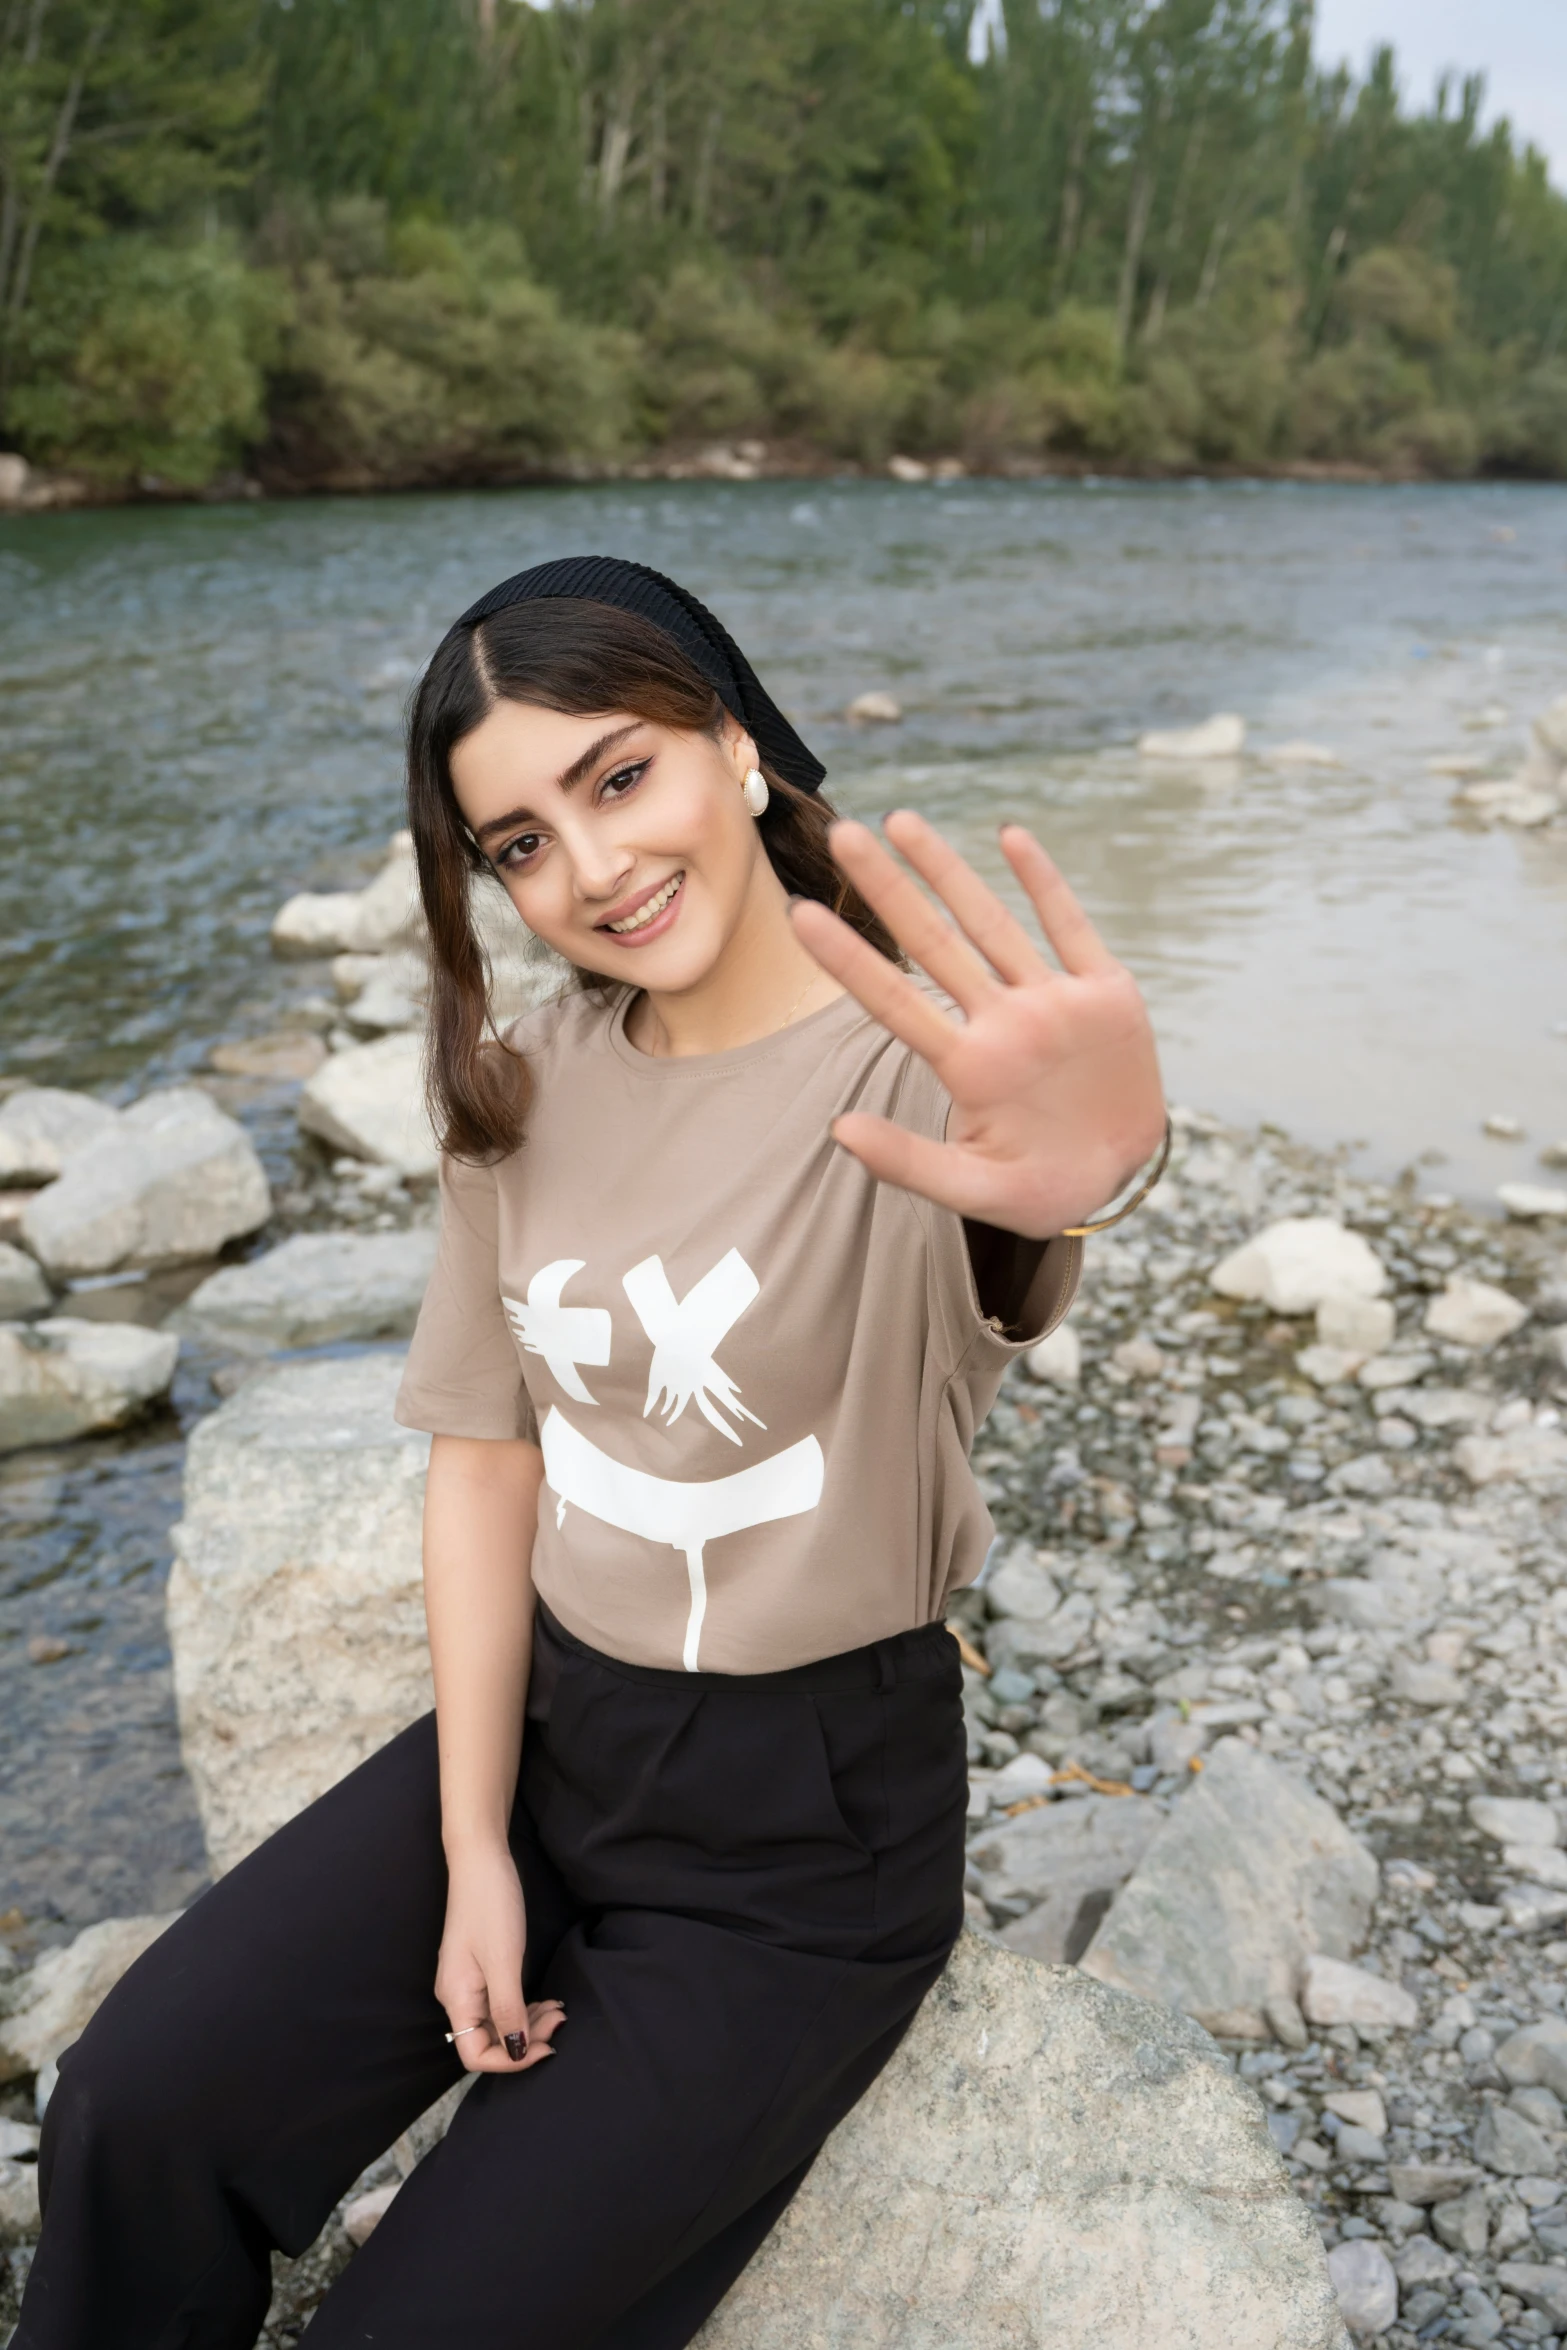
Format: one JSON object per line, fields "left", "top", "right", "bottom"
{"left": 395, "top": 987, "right": 1080, "bottom": 1674}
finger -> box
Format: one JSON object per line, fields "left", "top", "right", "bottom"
{"left": 826, "top": 820, "right": 998, "bottom": 1012}
{"left": 467, "top": 1999, "right": 568, "bottom": 2075}
{"left": 790, "top": 899, "right": 961, "bottom": 1073}
{"left": 999, "top": 827, "right": 1115, "bottom": 977}
{"left": 881, "top": 810, "right": 1052, "bottom": 987}
{"left": 830, "top": 1113, "right": 1026, "bottom": 1226}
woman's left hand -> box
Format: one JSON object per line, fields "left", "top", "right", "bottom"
{"left": 791, "top": 812, "right": 1165, "bottom": 1241}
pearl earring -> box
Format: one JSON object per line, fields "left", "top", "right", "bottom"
{"left": 742, "top": 767, "right": 769, "bottom": 817}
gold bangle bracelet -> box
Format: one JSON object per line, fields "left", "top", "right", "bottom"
{"left": 1060, "top": 1114, "right": 1174, "bottom": 1238}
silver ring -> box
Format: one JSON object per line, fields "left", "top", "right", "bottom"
{"left": 444, "top": 2023, "right": 488, "bottom": 2043}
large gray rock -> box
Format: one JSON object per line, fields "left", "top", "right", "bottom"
{"left": 297, "top": 1034, "right": 438, "bottom": 1181}
{"left": 167, "top": 1352, "right": 432, "bottom": 1873}
{"left": 1080, "top": 1740, "right": 1379, "bottom": 2038}
{"left": 0, "top": 1913, "right": 178, "bottom": 2082}
{"left": 694, "top": 1932, "right": 1349, "bottom": 2350}
{"left": 0, "top": 1086, "right": 121, "bottom": 1185}
{"left": 0, "top": 1241, "right": 50, "bottom": 1315}
{"left": 271, "top": 835, "right": 423, "bottom": 959}
{"left": 20, "top": 1089, "right": 270, "bottom": 1275}
{"left": 968, "top": 1794, "right": 1162, "bottom": 1964}
{"left": 0, "top": 1317, "right": 179, "bottom": 1453}
{"left": 177, "top": 1229, "right": 439, "bottom": 1351}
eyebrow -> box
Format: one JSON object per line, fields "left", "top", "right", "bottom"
{"left": 472, "top": 723, "right": 643, "bottom": 844}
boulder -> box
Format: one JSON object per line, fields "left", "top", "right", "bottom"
{"left": 967, "top": 1793, "right": 1161, "bottom": 1963}
{"left": 1138, "top": 714, "right": 1247, "bottom": 760}
{"left": 177, "top": 1229, "right": 439, "bottom": 1351}
{"left": 20, "top": 1089, "right": 270, "bottom": 1276}
{"left": 1079, "top": 1740, "right": 1378, "bottom": 2039}
{"left": 297, "top": 1033, "right": 437, "bottom": 1181}
{"left": 0, "top": 1242, "right": 50, "bottom": 1315}
{"left": 0, "top": 1912, "right": 178, "bottom": 2082}
{"left": 0, "top": 1317, "right": 179, "bottom": 1453}
{"left": 0, "top": 1086, "right": 122, "bottom": 1185}
{"left": 167, "top": 1352, "right": 432, "bottom": 1872}
{"left": 271, "top": 834, "right": 423, "bottom": 959}
{"left": 1423, "top": 1276, "right": 1529, "bottom": 1348}
{"left": 1210, "top": 1220, "right": 1385, "bottom": 1316}
{"left": 694, "top": 1933, "right": 1348, "bottom": 2350}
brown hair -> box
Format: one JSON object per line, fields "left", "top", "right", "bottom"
{"left": 406, "top": 597, "right": 898, "bottom": 1161}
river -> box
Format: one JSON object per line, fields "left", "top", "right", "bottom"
{"left": 1, "top": 476, "right": 1564, "bottom": 1935}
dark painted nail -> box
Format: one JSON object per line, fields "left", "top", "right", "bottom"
{"left": 504, "top": 2031, "right": 526, "bottom": 2061}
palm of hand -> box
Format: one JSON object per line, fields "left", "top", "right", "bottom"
{"left": 791, "top": 813, "right": 1165, "bottom": 1242}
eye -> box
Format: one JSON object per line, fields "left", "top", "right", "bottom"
{"left": 495, "top": 829, "right": 545, "bottom": 873}
{"left": 598, "top": 758, "right": 650, "bottom": 803}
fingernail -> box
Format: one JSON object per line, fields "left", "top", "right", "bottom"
{"left": 504, "top": 2032, "right": 526, "bottom": 2061}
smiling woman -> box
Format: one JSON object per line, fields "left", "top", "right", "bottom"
{"left": 16, "top": 556, "right": 1165, "bottom": 2350}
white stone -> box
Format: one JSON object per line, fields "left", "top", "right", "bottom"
{"left": 0, "top": 1913, "right": 178, "bottom": 2081}
{"left": 0, "top": 1086, "right": 122, "bottom": 1185}
{"left": 297, "top": 1032, "right": 437, "bottom": 1180}
{"left": 1455, "top": 1424, "right": 1567, "bottom": 1486}
{"left": 1138, "top": 713, "right": 1247, "bottom": 760}
{"left": 1501, "top": 1884, "right": 1567, "bottom": 1932}
{"left": 345, "top": 964, "right": 426, "bottom": 1034}
{"left": 694, "top": 1932, "right": 1349, "bottom": 2350}
{"left": 0, "top": 452, "right": 30, "bottom": 506}
{"left": 0, "top": 2120, "right": 38, "bottom": 2160}
{"left": 1315, "top": 1295, "right": 1395, "bottom": 1354}
{"left": 1297, "top": 1344, "right": 1364, "bottom": 1388}
{"left": 0, "top": 2155, "right": 40, "bottom": 2244}
{"left": 1080, "top": 1740, "right": 1378, "bottom": 2040}
{"left": 989, "top": 1752, "right": 1056, "bottom": 1800}
{"left": 0, "top": 1242, "right": 50, "bottom": 1315}
{"left": 1500, "top": 1182, "right": 1567, "bottom": 1220}
{"left": 1502, "top": 1845, "right": 1567, "bottom": 1888}
{"left": 271, "top": 835, "right": 423, "bottom": 959}
{"left": 343, "top": 2182, "right": 401, "bottom": 2245}
{"left": 1534, "top": 693, "right": 1567, "bottom": 763}
{"left": 1456, "top": 780, "right": 1559, "bottom": 827}
{"left": 20, "top": 1090, "right": 270, "bottom": 1277}
{"left": 1265, "top": 741, "right": 1342, "bottom": 769}
{"left": 1495, "top": 2018, "right": 1567, "bottom": 2099}
{"left": 1322, "top": 2088, "right": 1387, "bottom": 2138}
{"left": 1025, "top": 1321, "right": 1081, "bottom": 1387}
{"left": 1111, "top": 1335, "right": 1165, "bottom": 1378}
{"left": 1325, "top": 2239, "right": 1397, "bottom": 2339}
{"left": 1424, "top": 1276, "right": 1529, "bottom": 1347}
{"left": 986, "top": 1551, "right": 1063, "bottom": 1621}
{"left": 167, "top": 1353, "right": 433, "bottom": 1873}
{"left": 1210, "top": 1220, "right": 1385, "bottom": 1316}
{"left": 0, "top": 1317, "right": 179, "bottom": 1453}
{"left": 177, "top": 1229, "right": 438, "bottom": 1351}
{"left": 845, "top": 691, "right": 902, "bottom": 724}
{"left": 1470, "top": 1795, "right": 1561, "bottom": 1848}
{"left": 1298, "top": 1956, "right": 1417, "bottom": 2031}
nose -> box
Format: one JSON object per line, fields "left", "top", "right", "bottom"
{"left": 559, "top": 815, "right": 636, "bottom": 907}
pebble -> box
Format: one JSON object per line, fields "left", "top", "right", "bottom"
{"left": 1470, "top": 1797, "right": 1561, "bottom": 1848}
{"left": 1483, "top": 1115, "right": 1526, "bottom": 1140}
{"left": 1325, "top": 2236, "right": 1398, "bottom": 2336}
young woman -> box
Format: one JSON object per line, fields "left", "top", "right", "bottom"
{"left": 18, "top": 555, "right": 1165, "bottom": 2350}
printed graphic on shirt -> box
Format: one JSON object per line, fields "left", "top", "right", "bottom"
{"left": 506, "top": 1247, "right": 820, "bottom": 1670}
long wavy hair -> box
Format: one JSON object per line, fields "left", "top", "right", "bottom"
{"left": 406, "top": 597, "right": 898, "bottom": 1161}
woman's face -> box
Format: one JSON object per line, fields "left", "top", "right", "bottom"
{"left": 448, "top": 698, "right": 772, "bottom": 990}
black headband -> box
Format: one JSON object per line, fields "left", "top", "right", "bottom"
{"left": 456, "top": 555, "right": 826, "bottom": 796}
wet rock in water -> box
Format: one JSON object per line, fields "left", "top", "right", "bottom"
{"left": 208, "top": 1032, "right": 328, "bottom": 1082}
{"left": 1265, "top": 741, "right": 1342, "bottom": 770}
{"left": 1210, "top": 1219, "right": 1385, "bottom": 1316}
{"left": 1137, "top": 713, "right": 1247, "bottom": 760}
{"left": 1298, "top": 1956, "right": 1417, "bottom": 2031}
{"left": 0, "top": 1243, "right": 50, "bottom": 1315}
{"left": 0, "top": 1317, "right": 179, "bottom": 1452}
{"left": 694, "top": 1932, "right": 1349, "bottom": 2350}
{"left": 1315, "top": 1295, "right": 1394, "bottom": 1355}
{"left": 177, "top": 1229, "right": 438, "bottom": 1351}
{"left": 0, "top": 1086, "right": 121, "bottom": 1185}
{"left": 1324, "top": 2239, "right": 1397, "bottom": 2339}
{"left": 967, "top": 1793, "right": 1161, "bottom": 1962}
{"left": 1499, "top": 1181, "right": 1567, "bottom": 1221}
{"left": 0, "top": 1913, "right": 178, "bottom": 2082}
{"left": 1469, "top": 1795, "right": 1560, "bottom": 1848}
{"left": 845, "top": 691, "right": 902, "bottom": 724}
{"left": 167, "top": 1352, "right": 431, "bottom": 1873}
{"left": 271, "top": 834, "right": 423, "bottom": 959}
{"left": 1080, "top": 1740, "right": 1378, "bottom": 2039}
{"left": 1422, "top": 1275, "right": 1530, "bottom": 1348}
{"left": 0, "top": 2157, "right": 40, "bottom": 2245}
{"left": 298, "top": 1033, "right": 437, "bottom": 1182}
{"left": 1024, "top": 1322, "right": 1080, "bottom": 1387}
{"left": 21, "top": 1089, "right": 270, "bottom": 1276}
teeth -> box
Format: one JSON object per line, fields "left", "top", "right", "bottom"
{"left": 607, "top": 875, "right": 681, "bottom": 934}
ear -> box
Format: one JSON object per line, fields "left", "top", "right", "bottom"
{"left": 718, "top": 712, "right": 759, "bottom": 778}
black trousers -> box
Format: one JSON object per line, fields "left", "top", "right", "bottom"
{"left": 18, "top": 1605, "right": 967, "bottom": 2350}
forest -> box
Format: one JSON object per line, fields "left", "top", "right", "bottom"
{"left": 2, "top": 0, "right": 1566, "bottom": 495}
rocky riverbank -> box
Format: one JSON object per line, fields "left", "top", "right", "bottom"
{"left": 4, "top": 840, "right": 1567, "bottom": 2342}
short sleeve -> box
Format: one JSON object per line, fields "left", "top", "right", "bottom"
{"left": 394, "top": 1153, "right": 538, "bottom": 1442}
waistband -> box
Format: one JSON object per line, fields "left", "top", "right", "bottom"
{"left": 534, "top": 1599, "right": 960, "bottom": 1697}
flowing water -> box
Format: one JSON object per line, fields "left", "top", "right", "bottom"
{"left": 2, "top": 476, "right": 1565, "bottom": 1934}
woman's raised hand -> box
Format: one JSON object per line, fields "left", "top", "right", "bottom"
{"left": 436, "top": 1842, "right": 567, "bottom": 2075}
{"left": 791, "top": 813, "right": 1165, "bottom": 1242}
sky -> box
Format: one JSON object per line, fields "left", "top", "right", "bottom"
{"left": 1313, "top": 0, "right": 1567, "bottom": 186}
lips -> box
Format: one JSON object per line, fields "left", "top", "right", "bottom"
{"left": 598, "top": 871, "right": 684, "bottom": 940}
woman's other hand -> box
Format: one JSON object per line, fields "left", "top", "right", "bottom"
{"left": 791, "top": 812, "right": 1165, "bottom": 1241}
{"left": 436, "top": 1841, "right": 566, "bottom": 2074}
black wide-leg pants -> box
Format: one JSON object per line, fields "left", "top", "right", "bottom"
{"left": 18, "top": 1606, "right": 967, "bottom": 2350}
